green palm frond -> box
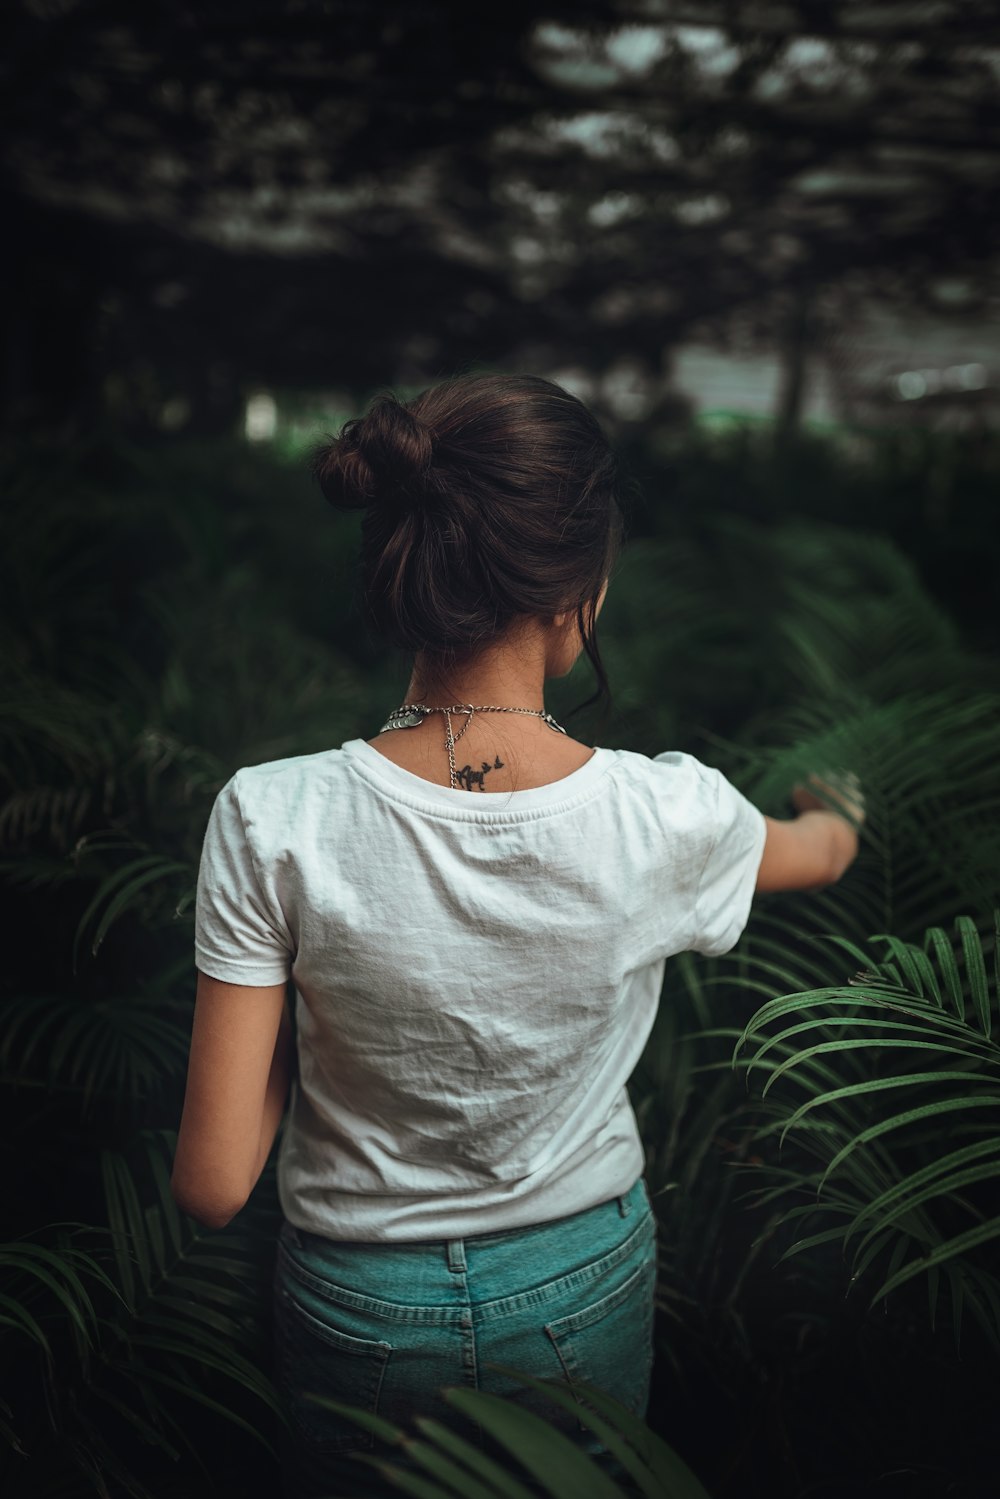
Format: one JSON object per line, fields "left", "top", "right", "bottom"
{"left": 630, "top": 897, "right": 905, "bottom": 1382}
{"left": 726, "top": 912, "right": 1000, "bottom": 1354}
{"left": 306, "top": 1364, "right": 713, "bottom": 1499}
{"left": 1, "top": 1132, "right": 288, "bottom": 1498}
{"left": 97, "top": 1132, "right": 283, "bottom": 1429}
{"left": 631, "top": 998, "right": 779, "bottom": 1363}
{"left": 0, "top": 1228, "right": 127, "bottom": 1379}
{"left": 71, "top": 849, "right": 193, "bottom": 969}
{"left": 0, "top": 987, "right": 190, "bottom": 1118}
{"left": 762, "top": 519, "right": 966, "bottom": 698}
{"left": 0, "top": 783, "right": 96, "bottom": 852}
{"left": 0, "top": 670, "right": 126, "bottom": 787}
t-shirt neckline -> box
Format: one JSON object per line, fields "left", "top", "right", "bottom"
{"left": 341, "top": 737, "right": 613, "bottom": 816}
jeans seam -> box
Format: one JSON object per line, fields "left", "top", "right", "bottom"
{"left": 275, "top": 1206, "right": 656, "bottom": 1325}
{"left": 543, "top": 1256, "right": 652, "bottom": 1338}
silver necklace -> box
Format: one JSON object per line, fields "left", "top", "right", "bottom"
{"left": 377, "top": 702, "right": 568, "bottom": 790}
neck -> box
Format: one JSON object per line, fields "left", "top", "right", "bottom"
{"left": 405, "top": 635, "right": 549, "bottom": 710}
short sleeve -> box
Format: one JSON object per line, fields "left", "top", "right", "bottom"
{"left": 194, "top": 772, "right": 294, "bottom": 985}
{"left": 689, "top": 763, "right": 767, "bottom": 958}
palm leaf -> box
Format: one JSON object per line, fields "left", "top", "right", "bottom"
{"left": 723, "top": 913, "right": 1000, "bottom": 1352}
{"left": 2, "top": 1133, "right": 289, "bottom": 1495}
{"left": 1, "top": 989, "right": 190, "bottom": 1118}
{"left": 311, "top": 1369, "right": 713, "bottom": 1499}
{"left": 72, "top": 852, "right": 192, "bottom": 969}
{"left": 411, "top": 1416, "right": 556, "bottom": 1498}
{"left": 483, "top": 1364, "right": 712, "bottom": 1499}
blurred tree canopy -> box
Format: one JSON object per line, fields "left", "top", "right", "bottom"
{"left": 3, "top": 0, "right": 999, "bottom": 433}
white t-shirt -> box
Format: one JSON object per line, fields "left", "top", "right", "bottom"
{"left": 194, "top": 737, "right": 767, "bottom": 1241}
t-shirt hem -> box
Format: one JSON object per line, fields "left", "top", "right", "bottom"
{"left": 277, "top": 1119, "right": 646, "bottom": 1241}
{"left": 195, "top": 949, "right": 290, "bottom": 985}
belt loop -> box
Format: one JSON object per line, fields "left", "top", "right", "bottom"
{"left": 617, "top": 1193, "right": 632, "bottom": 1218}
{"left": 447, "top": 1238, "right": 468, "bottom": 1273}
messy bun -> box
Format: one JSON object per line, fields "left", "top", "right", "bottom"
{"left": 307, "top": 372, "right": 629, "bottom": 721}
{"left": 311, "top": 393, "right": 437, "bottom": 516}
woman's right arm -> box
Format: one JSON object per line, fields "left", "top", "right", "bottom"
{"left": 755, "top": 771, "right": 865, "bottom": 894}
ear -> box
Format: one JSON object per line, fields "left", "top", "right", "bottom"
{"left": 550, "top": 600, "right": 582, "bottom": 633}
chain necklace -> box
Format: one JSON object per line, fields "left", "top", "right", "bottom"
{"left": 377, "top": 702, "right": 568, "bottom": 790}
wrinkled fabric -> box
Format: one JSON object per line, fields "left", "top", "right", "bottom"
{"left": 194, "top": 737, "right": 766, "bottom": 1241}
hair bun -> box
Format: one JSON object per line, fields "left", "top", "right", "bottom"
{"left": 309, "top": 392, "right": 436, "bottom": 515}
{"left": 362, "top": 393, "right": 436, "bottom": 483}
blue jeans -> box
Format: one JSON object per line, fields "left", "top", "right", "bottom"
{"left": 271, "top": 1176, "right": 657, "bottom": 1498}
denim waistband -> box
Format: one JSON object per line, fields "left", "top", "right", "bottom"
{"left": 275, "top": 1176, "right": 655, "bottom": 1327}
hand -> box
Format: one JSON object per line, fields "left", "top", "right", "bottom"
{"left": 791, "top": 770, "right": 866, "bottom": 829}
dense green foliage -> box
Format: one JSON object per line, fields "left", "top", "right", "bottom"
{"left": 1, "top": 422, "right": 998, "bottom": 1498}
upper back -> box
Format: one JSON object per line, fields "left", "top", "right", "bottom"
{"left": 196, "top": 738, "right": 767, "bottom": 982}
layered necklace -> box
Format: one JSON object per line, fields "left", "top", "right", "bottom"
{"left": 377, "top": 702, "right": 567, "bottom": 790}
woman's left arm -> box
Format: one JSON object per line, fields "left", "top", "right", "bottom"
{"left": 171, "top": 970, "right": 294, "bottom": 1230}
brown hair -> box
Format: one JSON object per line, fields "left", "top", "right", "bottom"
{"left": 308, "top": 371, "right": 630, "bottom": 725}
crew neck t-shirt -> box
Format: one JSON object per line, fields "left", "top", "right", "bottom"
{"left": 193, "top": 737, "right": 768, "bottom": 1242}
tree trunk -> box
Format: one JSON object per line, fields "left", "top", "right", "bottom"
{"left": 774, "top": 279, "right": 813, "bottom": 449}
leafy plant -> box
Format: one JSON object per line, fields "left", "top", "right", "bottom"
{"left": 306, "top": 1364, "right": 713, "bottom": 1499}
{"left": 1, "top": 1133, "right": 290, "bottom": 1499}
{"left": 725, "top": 912, "right": 1000, "bottom": 1355}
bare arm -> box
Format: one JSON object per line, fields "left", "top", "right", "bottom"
{"left": 171, "top": 973, "right": 292, "bottom": 1230}
{"left": 756, "top": 810, "right": 859, "bottom": 893}
{"left": 249, "top": 1000, "right": 295, "bottom": 1191}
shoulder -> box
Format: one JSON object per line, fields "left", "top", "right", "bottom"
{"left": 232, "top": 746, "right": 339, "bottom": 787}
{"left": 224, "top": 747, "right": 350, "bottom": 820}
{"left": 607, "top": 746, "right": 713, "bottom": 794}
{"left": 601, "top": 746, "right": 720, "bottom": 829}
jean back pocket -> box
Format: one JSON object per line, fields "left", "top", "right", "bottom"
{"left": 543, "top": 1248, "right": 656, "bottom": 1427}
{"left": 274, "top": 1281, "right": 392, "bottom": 1455}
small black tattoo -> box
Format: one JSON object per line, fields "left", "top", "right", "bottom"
{"left": 456, "top": 755, "right": 504, "bottom": 791}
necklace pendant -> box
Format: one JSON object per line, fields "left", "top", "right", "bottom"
{"left": 541, "top": 711, "right": 568, "bottom": 735}
{"left": 378, "top": 705, "right": 430, "bottom": 732}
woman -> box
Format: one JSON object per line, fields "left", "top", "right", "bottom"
{"left": 171, "top": 371, "right": 864, "bottom": 1498}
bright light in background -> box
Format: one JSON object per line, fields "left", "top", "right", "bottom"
{"left": 895, "top": 363, "right": 988, "bottom": 399}
{"left": 606, "top": 25, "right": 668, "bottom": 75}
{"left": 545, "top": 366, "right": 598, "bottom": 403}
{"left": 586, "top": 190, "right": 641, "bottom": 227}
{"left": 953, "top": 362, "right": 988, "bottom": 389}
{"left": 159, "top": 396, "right": 190, "bottom": 431}
{"left": 245, "top": 392, "right": 278, "bottom": 440}
{"left": 601, "top": 359, "right": 653, "bottom": 420}
{"left": 673, "top": 25, "right": 741, "bottom": 79}
{"left": 674, "top": 193, "right": 730, "bottom": 225}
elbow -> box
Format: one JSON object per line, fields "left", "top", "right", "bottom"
{"left": 201, "top": 1203, "right": 244, "bottom": 1232}
{"left": 178, "top": 1198, "right": 244, "bottom": 1232}
{"left": 170, "top": 1178, "right": 245, "bottom": 1232}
